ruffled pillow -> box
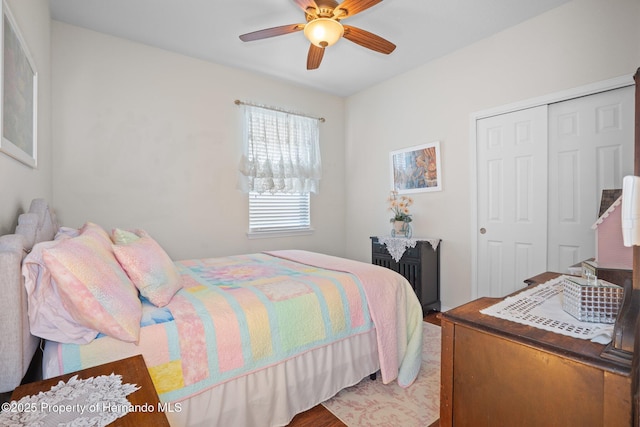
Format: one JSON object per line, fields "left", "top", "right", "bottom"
{"left": 42, "top": 223, "right": 142, "bottom": 343}
{"left": 112, "top": 228, "right": 182, "bottom": 307}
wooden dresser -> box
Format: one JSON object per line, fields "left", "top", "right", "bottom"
{"left": 440, "top": 273, "right": 632, "bottom": 427}
{"left": 370, "top": 236, "right": 440, "bottom": 314}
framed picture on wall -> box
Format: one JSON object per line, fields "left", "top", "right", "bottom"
{"left": 390, "top": 141, "right": 442, "bottom": 194}
{"left": 0, "top": 0, "right": 37, "bottom": 168}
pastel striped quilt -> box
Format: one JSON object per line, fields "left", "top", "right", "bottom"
{"left": 268, "top": 250, "right": 423, "bottom": 387}
{"left": 49, "top": 253, "right": 374, "bottom": 401}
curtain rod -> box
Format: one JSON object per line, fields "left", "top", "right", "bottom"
{"left": 234, "top": 100, "right": 325, "bottom": 123}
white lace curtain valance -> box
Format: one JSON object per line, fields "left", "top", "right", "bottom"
{"left": 238, "top": 104, "right": 322, "bottom": 194}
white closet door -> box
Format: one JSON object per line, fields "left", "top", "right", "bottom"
{"left": 547, "top": 86, "right": 634, "bottom": 273}
{"left": 477, "top": 106, "right": 548, "bottom": 298}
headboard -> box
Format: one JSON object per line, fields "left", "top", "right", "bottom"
{"left": 0, "top": 199, "right": 57, "bottom": 393}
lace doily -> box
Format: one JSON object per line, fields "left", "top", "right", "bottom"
{"left": 480, "top": 276, "right": 614, "bottom": 343}
{"left": 378, "top": 236, "right": 440, "bottom": 262}
{"left": 0, "top": 374, "right": 139, "bottom": 427}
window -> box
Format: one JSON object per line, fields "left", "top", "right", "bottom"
{"left": 238, "top": 104, "right": 321, "bottom": 236}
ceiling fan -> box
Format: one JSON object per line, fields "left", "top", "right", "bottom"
{"left": 239, "top": 0, "right": 396, "bottom": 70}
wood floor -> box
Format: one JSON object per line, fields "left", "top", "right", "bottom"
{"left": 287, "top": 311, "right": 441, "bottom": 427}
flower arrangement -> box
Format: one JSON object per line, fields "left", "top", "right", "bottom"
{"left": 387, "top": 190, "right": 413, "bottom": 223}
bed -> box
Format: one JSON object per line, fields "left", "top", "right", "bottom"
{"left": 0, "top": 199, "right": 424, "bottom": 426}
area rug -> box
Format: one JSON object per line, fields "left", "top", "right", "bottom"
{"left": 322, "top": 322, "right": 441, "bottom": 426}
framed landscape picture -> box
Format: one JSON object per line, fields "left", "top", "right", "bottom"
{"left": 0, "top": 0, "right": 37, "bottom": 168}
{"left": 390, "top": 141, "right": 442, "bottom": 194}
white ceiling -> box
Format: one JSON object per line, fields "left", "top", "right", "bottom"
{"left": 49, "top": 0, "right": 570, "bottom": 97}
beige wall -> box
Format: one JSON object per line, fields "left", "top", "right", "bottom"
{"left": 51, "top": 22, "right": 346, "bottom": 260}
{"left": 344, "top": 0, "right": 640, "bottom": 309}
{"left": 0, "top": 0, "right": 51, "bottom": 234}
{"left": 4, "top": 0, "right": 639, "bottom": 312}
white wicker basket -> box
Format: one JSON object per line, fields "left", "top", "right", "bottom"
{"left": 562, "top": 276, "right": 624, "bottom": 324}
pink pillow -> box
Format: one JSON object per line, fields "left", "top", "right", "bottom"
{"left": 112, "top": 229, "right": 182, "bottom": 307}
{"left": 23, "top": 238, "right": 99, "bottom": 344}
{"left": 43, "top": 223, "right": 142, "bottom": 342}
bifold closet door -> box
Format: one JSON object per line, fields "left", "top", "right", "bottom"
{"left": 547, "top": 86, "right": 634, "bottom": 273}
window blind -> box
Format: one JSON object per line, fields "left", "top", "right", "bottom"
{"left": 238, "top": 103, "right": 320, "bottom": 235}
{"left": 249, "top": 192, "right": 310, "bottom": 232}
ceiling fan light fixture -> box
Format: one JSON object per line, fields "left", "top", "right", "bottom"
{"left": 304, "top": 18, "right": 344, "bottom": 48}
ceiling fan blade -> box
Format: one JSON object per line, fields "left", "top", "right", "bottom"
{"left": 292, "top": 0, "right": 318, "bottom": 14}
{"left": 333, "top": 0, "right": 382, "bottom": 18}
{"left": 342, "top": 25, "right": 395, "bottom": 54}
{"left": 307, "top": 44, "right": 325, "bottom": 70}
{"left": 239, "top": 24, "right": 304, "bottom": 42}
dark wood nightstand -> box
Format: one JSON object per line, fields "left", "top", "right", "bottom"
{"left": 370, "top": 236, "right": 441, "bottom": 314}
{"left": 10, "top": 355, "right": 170, "bottom": 426}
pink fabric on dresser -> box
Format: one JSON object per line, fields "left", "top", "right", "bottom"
{"left": 594, "top": 198, "right": 633, "bottom": 269}
{"left": 112, "top": 230, "right": 182, "bottom": 307}
{"left": 42, "top": 223, "right": 142, "bottom": 343}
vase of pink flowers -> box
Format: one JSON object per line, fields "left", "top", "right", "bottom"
{"left": 388, "top": 191, "right": 413, "bottom": 237}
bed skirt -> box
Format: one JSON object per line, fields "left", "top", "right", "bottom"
{"left": 43, "top": 328, "right": 380, "bottom": 427}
